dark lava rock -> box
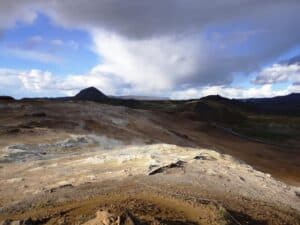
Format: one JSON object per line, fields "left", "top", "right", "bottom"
{"left": 295, "top": 189, "right": 300, "bottom": 198}
{"left": 0, "top": 218, "right": 37, "bottom": 225}
{"left": 148, "top": 160, "right": 186, "bottom": 175}
{"left": 194, "top": 154, "right": 216, "bottom": 161}
{"left": 24, "top": 112, "right": 47, "bottom": 117}
{"left": 48, "top": 184, "right": 74, "bottom": 193}
{"left": 119, "top": 211, "right": 141, "bottom": 225}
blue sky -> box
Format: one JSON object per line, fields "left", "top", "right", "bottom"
{"left": 0, "top": 14, "right": 97, "bottom": 75}
{"left": 0, "top": 1, "right": 300, "bottom": 99}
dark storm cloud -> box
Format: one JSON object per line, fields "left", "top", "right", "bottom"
{"left": 4, "top": 1, "right": 299, "bottom": 41}
{"left": 42, "top": 1, "right": 299, "bottom": 39}
{"left": 42, "top": 1, "right": 300, "bottom": 87}
{"left": 43, "top": 0, "right": 270, "bottom": 38}
{"left": 0, "top": 0, "right": 39, "bottom": 29}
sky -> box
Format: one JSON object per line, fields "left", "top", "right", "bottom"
{"left": 0, "top": 1, "right": 300, "bottom": 99}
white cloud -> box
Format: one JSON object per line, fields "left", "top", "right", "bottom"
{"left": 51, "top": 39, "right": 64, "bottom": 46}
{"left": 19, "top": 69, "right": 53, "bottom": 91}
{"left": 171, "top": 85, "right": 291, "bottom": 100}
{"left": 4, "top": 48, "right": 61, "bottom": 64}
{"left": 0, "top": 66, "right": 299, "bottom": 99}
{"left": 0, "top": 68, "right": 22, "bottom": 87}
{"left": 57, "top": 71, "right": 126, "bottom": 96}
{"left": 254, "top": 63, "right": 300, "bottom": 84}
{"left": 90, "top": 31, "right": 227, "bottom": 95}
{"left": 0, "top": 67, "right": 125, "bottom": 97}
{"left": 0, "top": 68, "right": 58, "bottom": 98}
{"left": 287, "top": 83, "right": 300, "bottom": 93}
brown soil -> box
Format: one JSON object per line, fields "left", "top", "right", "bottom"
{"left": 1, "top": 179, "right": 299, "bottom": 225}
{"left": 1, "top": 101, "right": 300, "bottom": 225}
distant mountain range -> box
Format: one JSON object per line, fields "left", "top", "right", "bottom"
{"left": 195, "top": 93, "right": 300, "bottom": 116}
{"left": 0, "top": 96, "right": 15, "bottom": 101}
{"left": 1, "top": 86, "right": 300, "bottom": 116}
{"left": 72, "top": 87, "right": 300, "bottom": 117}
{"left": 110, "top": 95, "right": 169, "bottom": 101}
{"left": 244, "top": 93, "right": 300, "bottom": 114}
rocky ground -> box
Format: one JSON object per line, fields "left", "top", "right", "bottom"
{"left": 0, "top": 100, "right": 299, "bottom": 225}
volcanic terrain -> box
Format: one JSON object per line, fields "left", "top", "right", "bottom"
{"left": 0, "top": 88, "right": 300, "bottom": 225}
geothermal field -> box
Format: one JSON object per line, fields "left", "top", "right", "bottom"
{"left": 0, "top": 97, "right": 300, "bottom": 225}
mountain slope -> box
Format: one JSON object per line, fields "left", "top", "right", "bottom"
{"left": 74, "top": 87, "right": 108, "bottom": 102}
{"left": 244, "top": 93, "right": 300, "bottom": 115}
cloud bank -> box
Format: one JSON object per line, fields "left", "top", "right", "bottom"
{"left": 254, "top": 63, "right": 300, "bottom": 85}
